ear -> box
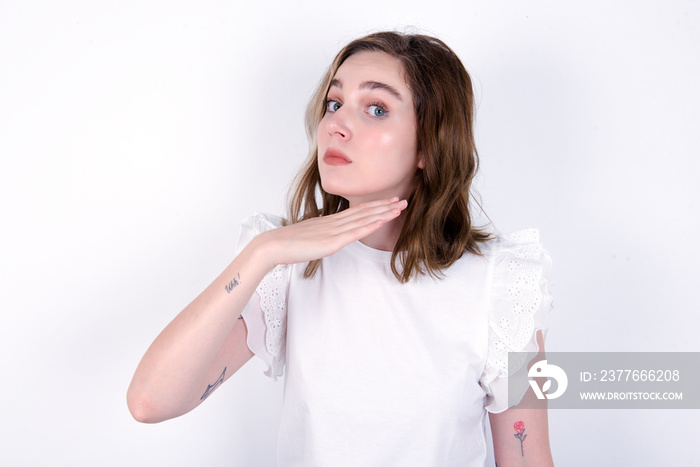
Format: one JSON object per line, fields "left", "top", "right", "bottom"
{"left": 417, "top": 152, "right": 425, "bottom": 169}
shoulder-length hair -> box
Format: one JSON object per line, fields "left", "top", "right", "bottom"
{"left": 288, "top": 31, "right": 491, "bottom": 283}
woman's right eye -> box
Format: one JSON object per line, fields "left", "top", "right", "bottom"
{"left": 325, "top": 99, "right": 341, "bottom": 113}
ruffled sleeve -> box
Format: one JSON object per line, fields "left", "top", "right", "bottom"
{"left": 235, "top": 212, "right": 291, "bottom": 381}
{"left": 479, "top": 228, "right": 554, "bottom": 413}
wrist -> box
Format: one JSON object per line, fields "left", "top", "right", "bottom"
{"left": 244, "top": 231, "right": 280, "bottom": 273}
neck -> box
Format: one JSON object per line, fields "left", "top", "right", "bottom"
{"left": 359, "top": 215, "right": 404, "bottom": 251}
{"left": 344, "top": 191, "right": 412, "bottom": 251}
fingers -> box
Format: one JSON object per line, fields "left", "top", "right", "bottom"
{"left": 266, "top": 198, "right": 409, "bottom": 266}
{"left": 331, "top": 197, "right": 403, "bottom": 220}
{"left": 336, "top": 202, "right": 405, "bottom": 231}
{"left": 326, "top": 199, "right": 408, "bottom": 245}
{"left": 342, "top": 214, "right": 393, "bottom": 241}
{"left": 330, "top": 198, "right": 408, "bottom": 227}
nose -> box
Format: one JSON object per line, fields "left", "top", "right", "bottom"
{"left": 325, "top": 108, "right": 352, "bottom": 140}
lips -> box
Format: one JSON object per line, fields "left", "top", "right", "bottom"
{"left": 323, "top": 148, "right": 352, "bottom": 166}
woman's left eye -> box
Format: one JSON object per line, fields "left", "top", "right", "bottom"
{"left": 368, "top": 104, "right": 387, "bottom": 117}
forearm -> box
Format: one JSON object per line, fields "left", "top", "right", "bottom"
{"left": 126, "top": 237, "right": 273, "bottom": 423}
{"left": 490, "top": 408, "right": 554, "bottom": 467}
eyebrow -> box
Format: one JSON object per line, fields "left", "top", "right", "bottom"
{"left": 329, "top": 78, "right": 404, "bottom": 102}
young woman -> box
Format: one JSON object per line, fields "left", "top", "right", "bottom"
{"left": 128, "top": 31, "right": 555, "bottom": 466}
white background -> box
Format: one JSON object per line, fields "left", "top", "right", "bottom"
{"left": 1, "top": 0, "right": 697, "bottom": 465}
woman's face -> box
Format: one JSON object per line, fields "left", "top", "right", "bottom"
{"left": 317, "top": 51, "right": 422, "bottom": 206}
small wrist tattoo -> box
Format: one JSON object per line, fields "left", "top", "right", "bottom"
{"left": 225, "top": 273, "right": 242, "bottom": 293}
{"left": 514, "top": 421, "right": 527, "bottom": 457}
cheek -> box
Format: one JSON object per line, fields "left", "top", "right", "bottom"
{"left": 316, "top": 125, "right": 328, "bottom": 148}
{"left": 373, "top": 127, "right": 418, "bottom": 163}
{"left": 369, "top": 127, "right": 407, "bottom": 153}
{"left": 377, "top": 132, "right": 395, "bottom": 147}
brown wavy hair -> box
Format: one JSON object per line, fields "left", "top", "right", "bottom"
{"left": 288, "top": 31, "right": 492, "bottom": 283}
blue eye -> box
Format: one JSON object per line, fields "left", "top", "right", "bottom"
{"left": 368, "top": 104, "right": 387, "bottom": 117}
{"left": 325, "top": 99, "right": 341, "bottom": 113}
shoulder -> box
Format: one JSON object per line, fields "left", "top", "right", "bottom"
{"left": 477, "top": 228, "right": 552, "bottom": 286}
{"left": 452, "top": 228, "right": 550, "bottom": 274}
{"left": 234, "top": 212, "right": 286, "bottom": 255}
{"left": 480, "top": 228, "right": 548, "bottom": 259}
{"left": 485, "top": 227, "right": 552, "bottom": 324}
{"left": 240, "top": 212, "right": 285, "bottom": 233}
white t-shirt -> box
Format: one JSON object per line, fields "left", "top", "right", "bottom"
{"left": 237, "top": 213, "right": 553, "bottom": 467}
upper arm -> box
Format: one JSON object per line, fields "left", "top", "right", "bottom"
{"left": 488, "top": 330, "right": 554, "bottom": 467}
{"left": 489, "top": 405, "right": 553, "bottom": 467}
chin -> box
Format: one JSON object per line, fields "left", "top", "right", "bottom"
{"left": 319, "top": 178, "right": 349, "bottom": 199}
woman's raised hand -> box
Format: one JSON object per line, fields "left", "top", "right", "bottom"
{"left": 252, "top": 197, "right": 408, "bottom": 268}
{"left": 127, "top": 199, "right": 405, "bottom": 423}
